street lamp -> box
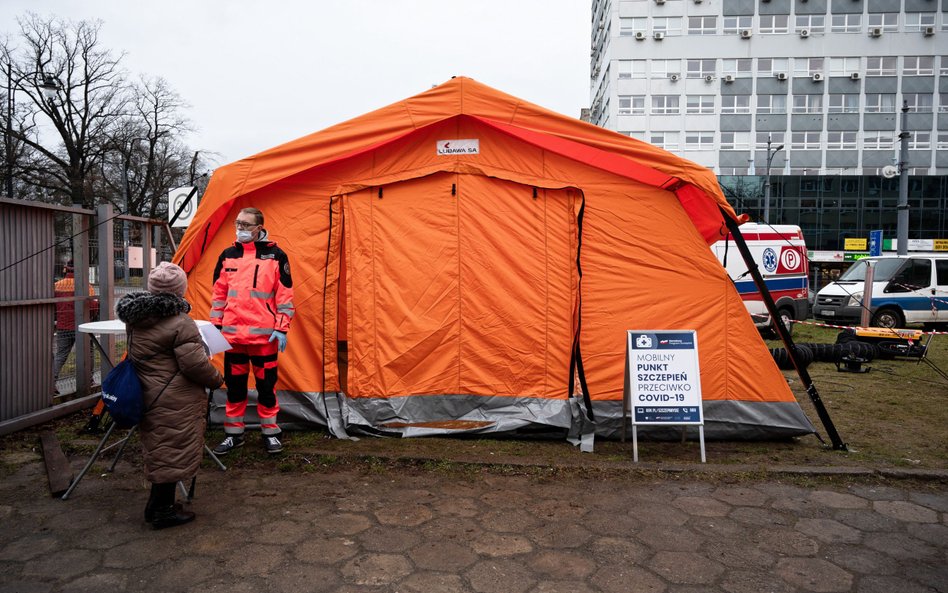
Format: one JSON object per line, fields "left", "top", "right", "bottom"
{"left": 762, "top": 134, "right": 784, "bottom": 224}
{"left": 4, "top": 65, "right": 61, "bottom": 198}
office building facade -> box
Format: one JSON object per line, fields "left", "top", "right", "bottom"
{"left": 588, "top": 0, "right": 948, "bottom": 256}
{"left": 589, "top": 0, "right": 947, "bottom": 176}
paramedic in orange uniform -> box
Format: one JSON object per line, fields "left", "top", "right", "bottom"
{"left": 210, "top": 207, "right": 294, "bottom": 455}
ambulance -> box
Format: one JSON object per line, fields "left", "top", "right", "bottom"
{"left": 813, "top": 255, "right": 948, "bottom": 328}
{"left": 711, "top": 223, "right": 810, "bottom": 329}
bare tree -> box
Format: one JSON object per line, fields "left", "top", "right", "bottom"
{"left": 99, "top": 76, "right": 210, "bottom": 218}
{"left": 2, "top": 14, "right": 131, "bottom": 208}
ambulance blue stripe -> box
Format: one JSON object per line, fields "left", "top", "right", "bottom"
{"left": 733, "top": 277, "right": 807, "bottom": 295}
{"left": 873, "top": 297, "right": 947, "bottom": 312}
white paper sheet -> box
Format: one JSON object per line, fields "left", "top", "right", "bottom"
{"left": 196, "top": 320, "right": 232, "bottom": 355}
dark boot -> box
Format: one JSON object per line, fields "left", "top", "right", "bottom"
{"left": 144, "top": 483, "right": 159, "bottom": 523}
{"left": 150, "top": 482, "right": 195, "bottom": 530}
{"left": 145, "top": 483, "right": 183, "bottom": 523}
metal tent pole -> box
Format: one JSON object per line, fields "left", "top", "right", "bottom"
{"left": 720, "top": 209, "right": 847, "bottom": 451}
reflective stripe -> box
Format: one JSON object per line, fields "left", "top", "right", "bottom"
{"left": 250, "top": 290, "right": 275, "bottom": 299}
{"left": 211, "top": 300, "right": 227, "bottom": 308}
{"left": 249, "top": 327, "right": 274, "bottom": 335}
{"left": 210, "top": 310, "right": 224, "bottom": 319}
{"left": 221, "top": 325, "right": 238, "bottom": 334}
{"left": 227, "top": 289, "right": 239, "bottom": 297}
{"left": 276, "top": 303, "right": 294, "bottom": 312}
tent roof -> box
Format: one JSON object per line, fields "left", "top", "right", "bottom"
{"left": 176, "top": 76, "right": 740, "bottom": 271}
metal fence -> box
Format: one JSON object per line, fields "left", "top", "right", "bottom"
{"left": 0, "top": 198, "right": 175, "bottom": 435}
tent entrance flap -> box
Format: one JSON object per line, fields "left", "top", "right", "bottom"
{"left": 342, "top": 172, "right": 579, "bottom": 425}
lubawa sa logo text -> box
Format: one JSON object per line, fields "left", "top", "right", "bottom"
{"left": 436, "top": 139, "right": 479, "bottom": 155}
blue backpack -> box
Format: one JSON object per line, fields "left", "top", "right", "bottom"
{"left": 101, "top": 357, "right": 144, "bottom": 428}
{"left": 100, "top": 330, "right": 175, "bottom": 428}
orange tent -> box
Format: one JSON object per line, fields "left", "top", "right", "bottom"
{"left": 175, "top": 77, "right": 814, "bottom": 441}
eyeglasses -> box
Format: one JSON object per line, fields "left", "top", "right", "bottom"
{"left": 235, "top": 220, "right": 259, "bottom": 230}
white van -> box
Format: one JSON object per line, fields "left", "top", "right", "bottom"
{"left": 813, "top": 255, "right": 948, "bottom": 328}
{"left": 712, "top": 223, "right": 809, "bottom": 328}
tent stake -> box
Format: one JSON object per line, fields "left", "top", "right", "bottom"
{"left": 720, "top": 209, "right": 847, "bottom": 451}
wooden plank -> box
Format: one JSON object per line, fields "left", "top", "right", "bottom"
{"left": 40, "top": 431, "right": 74, "bottom": 497}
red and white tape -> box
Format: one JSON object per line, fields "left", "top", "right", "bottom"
{"left": 789, "top": 319, "right": 948, "bottom": 335}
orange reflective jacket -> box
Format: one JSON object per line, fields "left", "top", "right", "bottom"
{"left": 210, "top": 239, "right": 294, "bottom": 345}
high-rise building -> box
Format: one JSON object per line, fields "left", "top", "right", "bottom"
{"left": 589, "top": 0, "right": 946, "bottom": 177}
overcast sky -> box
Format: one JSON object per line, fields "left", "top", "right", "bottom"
{"left": 2, "top": 1, "right": 591, "bottom": 168}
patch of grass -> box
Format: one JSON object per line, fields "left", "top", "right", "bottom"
{"left": 766, "top": 323, "right": 948, "bottom": 469}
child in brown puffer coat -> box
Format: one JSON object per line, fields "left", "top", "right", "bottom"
{"left": 116, "top": 262, "right": 223, "bottom": 529}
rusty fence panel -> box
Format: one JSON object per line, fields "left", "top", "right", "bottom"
{"left": 0, "top": 198, "right": 173, "bottom": 435}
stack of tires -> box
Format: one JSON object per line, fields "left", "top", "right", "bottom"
{"left": 768, "top": 344, "right": 814, "bottom": 370}
{"left": 769, "top": 330, "right": 882, "bottom": 369}
{"left": 835, "top": 329, "right": 880, "bottom": 361}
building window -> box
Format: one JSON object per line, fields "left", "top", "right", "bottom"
{"left": 940, "top": 93, "right": 948, "bottom": 113}
{"left": 941, "top": 57, "right": 948, "bottom": 75}
{"left": 688, "top": 16, "right": 717, "bottom": 35}
{"left": 721, "top": 95, "right": 750, "bottom": 114}
{"left": 684, "top": 132, "right": 715, "bottom": 150}
{"left": 651, "top": 95, "right": 680, "bottom": 115}
{"left": 619, "top": 17, "right": 647, "bottom": 36}
{"left": 723, "top": 16, "right": 752, "bottom": 34}
{"left": 618, "top": 60, "right": 647, "bottom": 79}
{"left": 908, "top": 132, "right": 931, "bottom": 150}
{"left": 756, "top": 132, "right": 785, "bottom": 149}
{"left": 757, "top": 58, "right": 789, "bottom": 77}
{"left": 827, "top": 132, "right": 857, "bottom": 150}
{"left": 864, "top": 94, "right": 896, "bottom": 113}
{"left": 903, "top": 93, "right": 934, "bottom": 113}
{"left": 904, "top": 13, "right": 936, "bottom": 32}
{"left": 686, "top": 95, "right": 715, "bottom": 114}
{"left": 864, "top": 131, "right": 894, "bottom": 150}
{"left": 866, "top": 57, "right": 897, "bottom": 76}
{"left": 937, "top": 133, "right": 948, "bottom": 150}
{"left": 793, "top": 57, "right": 824, "bottom": 78}
{"left": 618, "top": 95, "right": 646, "bottom": 115}
{"left": 651, "top": 59, "right": 681, "bottom": 78}
{"left": 757, "top": 95, "right": 787, "bottom": 114}
{"left": 795, "top": 15, "right": 825, "bottom": 34}
{"left": 792, "top": 95, "right": 823, "bottom": 114}
{"left": 686, "top": 59, "right": 716, "bottom": 78}
{"left": 831, "top": 13, "right": 861, "bottom": 33}
{"left": 722, "top": 59, "right": 752, "bottom": 78}
{"left": 760, "top": 15, "right": 789, "bottom": 34}
{"left": 720, "top": 132, "right": 750, "bottom": 150}
{"left": 829, "top": 57, "right": 860, "bottom": 77}
{"left": 867, "top": 13, "right": 898, "bottom": 33}
{"left": 653, "top": 17, "right": 682, "bottom": 36}
{"left": 903, "top": 56, "right": 934, "bottom": 76}
{"left": 828, "top": 94, "right": 859, "bottom": 113}
{"left": 790, "top": 132, "right": 821, "bottom": 150}
{"left": 650, "top": 131, "right": 679, "bottom": 151}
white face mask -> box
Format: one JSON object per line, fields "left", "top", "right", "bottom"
{"left": 236, "top": 230, "right": 254, "bottom": 243}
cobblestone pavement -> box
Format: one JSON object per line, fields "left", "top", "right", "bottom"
{"left": 0, "top": 451, "right": 946, "bottom": 593}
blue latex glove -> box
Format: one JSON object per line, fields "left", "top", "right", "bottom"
{"left": 269, "top": 330, "right": 287, "bottom": 353}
